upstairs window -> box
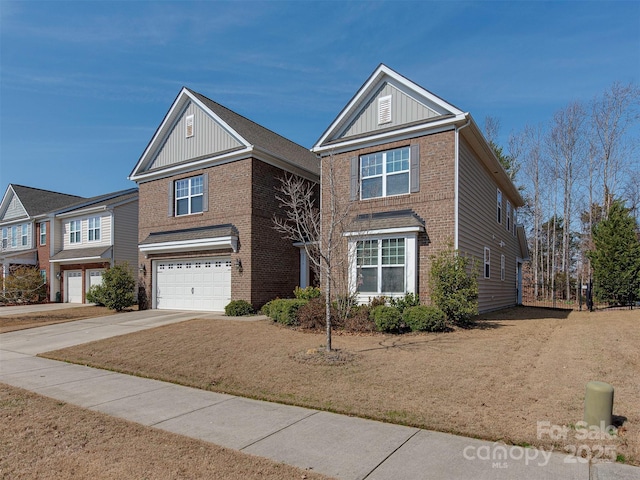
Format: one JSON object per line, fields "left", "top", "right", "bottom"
{"left": 21, "top": 224, "right": 28, "bottom": 246}
{"left": 497, "top": 189, "right": 503, "bottom": 224}
{"left": 506, "top": 201, "right": 512, "bottom": 232}
{"left": 88, "top": 217, "right": 101, "bottom": 241}
{"left": 361, "top": 147, "right": 410, "bottom": 199}
{"left": 70, "top": 220, "right": 81, "bottom": 244}
{"left": 11, "top": 226, "right": 17, "bottom": 247}
{"left": 40, "top": 223, "right": 47, "bottom": 246}
{"left": 175, "top": 175, "right": 204, "bottom": 216}
{"left": 2, "top": 228, "right": 8, "bottom": 249}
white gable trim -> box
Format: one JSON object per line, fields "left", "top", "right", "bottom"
{"left": 313, "top": 64, "right": 465, "bottom": 151}
{"left": 129, "top": 88, "right": 251, "bottom": 181}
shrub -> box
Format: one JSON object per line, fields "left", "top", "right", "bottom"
{"left": 297, "top": 297, "right": 333, "bottom": 330}
{"left": 86, "top": 284, "right": 105, "bottom": 306}
{"left": 294, "top": 286, "right": 321, "bottom": 300}
{"left": 403, "top": 305, "right": 447, "bottom": 332}
{"left": 430, "top": 248, "right": 479, "bottom": 326}
{"left": 225, "top": 299, "right": 254, "bottom": 316}
{"left": 2, "top": 266, "right": 47, "bottom": 304}
{"left": 264, "top": 298, "right": 308, "bottom": 326}
{"left": 389, "top": 292, "right": 420, "bottom": 312}
{"left": 99, "top": 263, "right": 136, "bottom": 312}
{"left": 367, "top": 296, "right": 388, "bottom": 308}
{"left": 344, "top": 304, "right": 375, "bottom": 333}
{"left": 371, "top": 305, "right": 402, "bottom": 332}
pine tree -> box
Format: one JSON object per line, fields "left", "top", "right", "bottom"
{"left": 588, "top": 200, "right": 640, "bottom": 305}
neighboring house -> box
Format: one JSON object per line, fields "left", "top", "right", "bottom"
{"left": 312, "top": 64, "right": 529, "bottom": 313}
{"left": 48, "top": 188, "right": 139, "bottom": 304}
{"left": 0, "top": 184, "right": 83, "bottom": 298}
{"left": 129, "top": 87, "right": 319, "bottom": 311}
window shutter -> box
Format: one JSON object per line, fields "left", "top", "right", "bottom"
{"left": 202, "top": 173, "right": 209, "bottom": 212}
{"left": 168, "top": 180, "right": 174, "bottom": 217}
{"left": 350, "top": 156, "right": 359, "bottom": 201}
{"left": 410, "top": 144, "right": 420, "bottom": 193}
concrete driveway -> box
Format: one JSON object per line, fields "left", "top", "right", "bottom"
{"left": 0, "top": 302, "right": 92, "bottom": 316}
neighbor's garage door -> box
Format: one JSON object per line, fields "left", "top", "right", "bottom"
{"left": 155, "top": 258, "right": 231, "bottom": 311}
{"left": 66, "top": 271, "right": 83, "bottom": 303}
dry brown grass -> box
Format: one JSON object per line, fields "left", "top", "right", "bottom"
{"left": 43, "top": 307, "right": 640, "bottom": 465}
{"left": 0, "top": 384, "right": 331, "bottom": 479}
{"left": 0, "top": 306, "right": 118, "bottom": 333}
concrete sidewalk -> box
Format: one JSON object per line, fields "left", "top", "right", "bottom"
{"left": 1, "top": 311, "right": 637, "bottom": 480}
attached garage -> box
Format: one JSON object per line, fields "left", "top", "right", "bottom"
{"left": 87, "top": 269, "right": 104, "bottom": 290}
{"left": 155, "top": 257, "right": 231, "bottom": 311}
{"left": 65, "top": 271, "right": 83, "bottom": 303}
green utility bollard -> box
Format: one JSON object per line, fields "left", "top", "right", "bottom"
{"left": 584, "top": 381, "right": 614, "bottom": 430}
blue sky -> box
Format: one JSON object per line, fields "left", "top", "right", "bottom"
{"left": 1, "top": 1, "right": 638, "bottom": 198}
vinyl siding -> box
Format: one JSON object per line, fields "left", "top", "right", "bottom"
{"left": 2, "top": 195, "right": 27, "bottom": 221}
{"left": 148, "top": 101, "right": 243, "bottom": 170}
{"left": 113, "top": 200, "right": 139, "bottom": 268}
{"left": 457, "top": 138, "right": 520, "bottom": 312}
{"left": 341, "top": 83, "right": 441, "bottom": 139}
{"left": 63, "top": 213, "right": 112, "bottom": 249}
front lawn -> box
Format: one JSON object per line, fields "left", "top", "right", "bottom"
{"left": 42, "top": 307, "right": 640, "bottom": 465}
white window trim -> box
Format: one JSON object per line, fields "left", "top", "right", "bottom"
{"left": 175, "top": 175, "right": 204, "bottom": 216}
{"left": 70, "top": 220, "right": 81, "bottom": 244}
{"left": 88, "top": 217, "right": 101, "bottom": 242}
{"left": 21, "top": 224, "right": 29, "bottom": 246}
{"left": 360, "top": 147, "right": 410, "bottom": 200}
{"left": 497, "top": 189, "right": 503, "bottom": 224}
{"left": 11, "top": 226, "right": 17, "bottom": 247}
{"left": 40, "top": 223, "right": 46, "bottom": 246}
{"left": 2, "top": 228, "right": 7, "bottom": 249}
{"left": 484, "top": 247, "right": 491, "bottom": 279}
{"left": 348, "top": 231, "right": 417, "bottom": 303}
{"left": 506, "top": 201, "right": 512, "bottom": 232}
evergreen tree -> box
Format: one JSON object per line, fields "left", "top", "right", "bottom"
{"left": 588, "top": 200, "right": 640, "bottom": 305}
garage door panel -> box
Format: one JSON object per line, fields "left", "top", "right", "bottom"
{"left": 66, "top": 271, "right": 83, "bottom": 303}
{"left": 155, "top": 258, "right": 231, "bottom": 312}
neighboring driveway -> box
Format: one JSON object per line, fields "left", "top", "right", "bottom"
{"left": 0, "top": 309, "right": 230, "bottom": 356}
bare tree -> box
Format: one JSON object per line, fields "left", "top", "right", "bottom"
{"left": 273, "top": 154, "right": 352, "bottom": 352}
{"left": 590, "top": 82, "right": 640, "bottom": 213}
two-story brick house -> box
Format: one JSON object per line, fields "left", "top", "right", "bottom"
{"left": 312, "top": 64, "right": 529, "bottom": 312}
{"left": 0, "top": 184, "right": 83, "bottom": 299}
{"left": 129, "top": 88, "right": 319, "bottom": 311}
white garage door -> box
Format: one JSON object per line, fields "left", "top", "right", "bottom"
{"left": 87, "top": 269, "right": 104, "bottom": 290}
{"left": 66, "top": 271, "right": 83, "bottom": 303}
{"left": 155, "top": 258, "right": 231, "bottom": 311}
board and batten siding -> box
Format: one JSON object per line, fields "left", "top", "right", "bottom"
{"left": 62, "top": 213, "right": 112, "bottom": 249}
{"left": 147, "top": 101, "right": 243, "bottom": 171}
{"left": 2, "top": 194, "right": 27, "bottom": 221}
{"left": 340, "top": 83, "right": 441, "bottom": 139}
{"left": 112, "top": 200, "right": 139, "bottom": 269}
{"left": 457, "top": 138, "right": 520, "bottom": 312}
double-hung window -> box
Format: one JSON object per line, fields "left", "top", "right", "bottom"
{"left": 356, "top": 238, "right": 405, "bottom": 294}
{"left": 497, "top": 189, "right": 503, "bottom": 224}
{"left": 11, "top": 226, "right": 17, "bottom": 247}
{"left": 361, "top": 147, "right": 410, "bottom": 199}
{"left": 88, "top": 217, "right": 101, "bottom": 241}
{"left": 484, "top": 247, "right": 491, "bottom": 279}
{"left": 21, "top": 224, "right": 29, "bottom": 246}
{"left": 69, "top": 220, "right": 81, "bottom": 244}
{"left": 40, "top": 223, "right": 47, "bottom": 246}
{"left": 175, "top": 175, "right": 204, "bottom": 216}
{"left": 2, "top": 228, "right": 8, "bottom": 249}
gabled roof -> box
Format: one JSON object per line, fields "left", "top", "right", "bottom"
{"left": 55, "top": 188, "right": 138, "bottom": 217}
{"left": 0, "top": 184, "right": 84, "bottom": 223}
{"left": 129, "top": 88, "right": 319, "bottom": 182}
{"left": 313, "top": 64, "right": 467, "bottom": 153}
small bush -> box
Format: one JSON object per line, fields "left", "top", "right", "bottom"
{"left": 294, "top": 286, "right": 321, "bottom": 300}
{"left": 260, "top": 299, "right": 277, "bottom": 317}
{"left": 225, "top": 299, "right": 254, "bottom": 316}
{"left": 403, "top": 305, "right": 447, "bottom": 332}
{"left": 98, "top": 263, "right": 136, "bottom": 312}
{"left": 367, "top": 296, "right": 388, "bottom": 308}
{"left": 86, "top": 284, "right": 105, "bottom": 306}
{"left": 297, "top": 297, "right": 335, "bottom": 330}
{"left": 371, "top": 305, "right": 402, "bottom": 332}
{"left": 2, "top": 266, "right": 47, "bottom": 304}
{"left": 344, "top": 305, "right": 375, "bottom": 332}
{"left": 389, "top": 292, "right": 420, "bottom": 312}
{"left": 265, "top": 298, "right": 308, "bottom": 326}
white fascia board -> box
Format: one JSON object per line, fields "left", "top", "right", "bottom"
{"left": 130, "top": 146, "right": 254, "bottom": 184}
{"left": 49, "top": 256, "right": 105, "bottom": 264}
{"left": 343, "top": 226, "right": 423, "bottom": 237}
{"left": 139, "top": 236, "right": 238, "bottom": 254}
{"left": 313, "top": 116, "right": 464, "bottom": 155}
{"left": 129, "top": 88, "right": 251, "bottom": 180}
{"left": 56, "top": 205, "right": 108, "bottom": 219}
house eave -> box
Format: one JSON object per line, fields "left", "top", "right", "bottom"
{"left": 343, "top": 226, "right": 423, "bottom": 237}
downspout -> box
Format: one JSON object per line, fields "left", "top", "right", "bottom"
{"left": 454, "top": 115, "right": 471, "bottom": 251}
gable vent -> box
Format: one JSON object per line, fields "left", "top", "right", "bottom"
{"left": 185, "top": 114, "right": 194, "bottom": 138}
{"left": 378, "top": 95, "right": 392, "bottom": 125}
